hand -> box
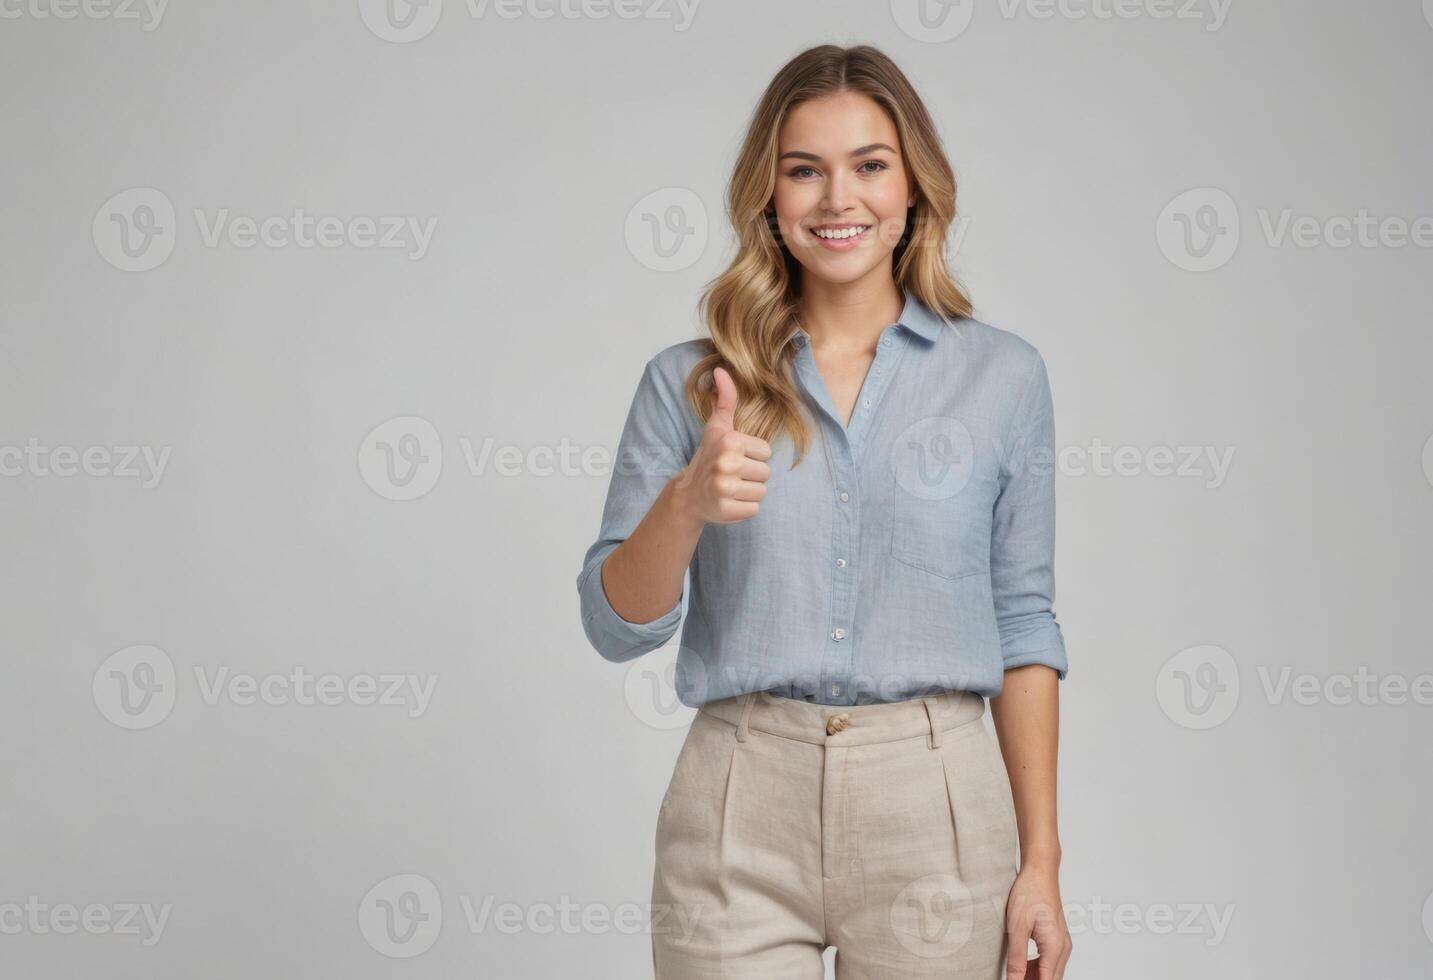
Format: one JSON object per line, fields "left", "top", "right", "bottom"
{"left": 1005, "top": 862, "right": 1072, "bottom": 980}
{"left": 673, "top": 366, "right": 772, "bottom": 526}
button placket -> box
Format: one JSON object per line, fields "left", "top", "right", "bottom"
{"left": 797, "top": 324, "right": 915, "bottom": 708}
{"left": 823, "top": 431, "right": 859, "bottom": 705}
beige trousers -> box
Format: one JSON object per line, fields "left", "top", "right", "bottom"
{"left": 651, "top": 689, "right": 1019, "bottom": 979}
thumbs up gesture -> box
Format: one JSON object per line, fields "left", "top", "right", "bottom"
{"left": 676, "top": 366, "right": 773, "bottom": 525}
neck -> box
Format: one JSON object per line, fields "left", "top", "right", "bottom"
{"left": 797, "top": 271, "right": 904, "bottom": 352}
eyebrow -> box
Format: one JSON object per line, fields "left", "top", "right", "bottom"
{"left": 777, "top": 142, "right": 898, "bottom": 163}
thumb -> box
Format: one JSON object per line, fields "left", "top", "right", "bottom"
{"left": 709, "top": 366, "right": 739, "bottom": 431}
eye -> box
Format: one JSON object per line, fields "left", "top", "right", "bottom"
{"left": 788, "top": 165, "right": 818, "bottom": 179}
{"left": 859, "top": 160, "right": 889, "bottom": 174}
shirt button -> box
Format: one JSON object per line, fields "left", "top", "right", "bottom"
{"left": 831, "top": 628, "right": 846, "bottom": 641}
{"left": 862, "top": 399, "right": 870, "bottom": 407}
{"left": 835, "top": 558, "right": 846, "bottom": 567}
{"left": 839, "top": 491, "right": 849, "bottom": 502}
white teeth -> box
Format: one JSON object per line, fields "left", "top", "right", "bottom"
{"left": 814, "top": 225, "right": 869, "bottom": 240}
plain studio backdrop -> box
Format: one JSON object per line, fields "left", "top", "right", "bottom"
{"left": 2, "top": 1, "right": 1431, "bottom": 977}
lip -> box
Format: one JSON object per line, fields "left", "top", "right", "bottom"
{"left": 809, "top": 224, "right": 872, "bottom": 252}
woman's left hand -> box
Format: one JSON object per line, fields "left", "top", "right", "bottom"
{"left": 1004, "top": 861, "right": 1072, "bottom": 979}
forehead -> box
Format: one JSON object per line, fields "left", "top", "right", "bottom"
{"left": 779, "top": 91, "right": 901, "bottom": 154}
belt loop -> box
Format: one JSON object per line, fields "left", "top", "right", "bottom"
{"left": 735, "top": 691, "right": 757, "bottom": 743}
{"left": 921, "top": 697, "right": 941, "bottom": 749}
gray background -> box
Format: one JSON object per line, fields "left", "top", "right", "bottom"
{"left": 2, "top": 0, "right": 1432, "bottom": 977}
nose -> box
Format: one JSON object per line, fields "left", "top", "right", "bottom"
{"left": 820, "top": 169, "right": 855, "bottom": 216}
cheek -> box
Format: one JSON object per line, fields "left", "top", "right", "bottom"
{"left": 772, "top": 183, "right": 819, "bottom": 224}
{"left": 868, "top": 186, "right": 912, "bottom": 247}
{"left": 871, "top": 182, "right": 910, "bottom": 220}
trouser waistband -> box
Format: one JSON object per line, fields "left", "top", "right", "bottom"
{"left": 698, "top": 688, "right": 985, "bottom": 748}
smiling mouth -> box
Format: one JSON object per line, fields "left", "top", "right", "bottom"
{"left": 811, "top": 225, "right": 872, "bottom": 240}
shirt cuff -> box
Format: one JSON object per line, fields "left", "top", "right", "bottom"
{"left": 1001, "top": 647, "right": 1068, "bottom": 680}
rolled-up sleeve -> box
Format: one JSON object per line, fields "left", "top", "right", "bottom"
{"left": 989, "top": 351, "right": 1068, "bottom": 679}
{"left": 576, "top": 356, "right": 693, "bottom": 663}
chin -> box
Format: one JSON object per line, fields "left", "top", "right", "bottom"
{"left": 796, "top": 255, "right": 889, "bottom": 284}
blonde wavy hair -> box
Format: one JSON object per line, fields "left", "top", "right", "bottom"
{"left": 682, "top": 43, "right": 974, "bottom": 466}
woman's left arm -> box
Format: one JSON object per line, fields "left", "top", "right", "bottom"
{"left": 990, "top": 665, "right": 1071, "bottom": 980}
{"left": 986, "top": 350, "right": 1072, "bottom": 979}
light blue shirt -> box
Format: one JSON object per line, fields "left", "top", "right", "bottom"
{"left": 576, "top": 288, "right": 1068, "bottom": 707}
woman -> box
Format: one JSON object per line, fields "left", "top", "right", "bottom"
{"left": 576, "top": 44, "right": 1072, "bottom": 980}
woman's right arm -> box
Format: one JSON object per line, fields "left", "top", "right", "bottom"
{"left": 577, "top": 362, "right": 769, "bottom": 662}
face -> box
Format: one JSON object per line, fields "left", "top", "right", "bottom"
{"left": 769, "top": 90, "right": 916, "bottom": 288}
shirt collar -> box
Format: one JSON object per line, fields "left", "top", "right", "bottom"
{"left": 786, "top": 287, "right": 955, "bottom": 350}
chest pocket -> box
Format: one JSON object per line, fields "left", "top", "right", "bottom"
{"left": 889, "top": 497, "right": 991, "bottom": 581}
